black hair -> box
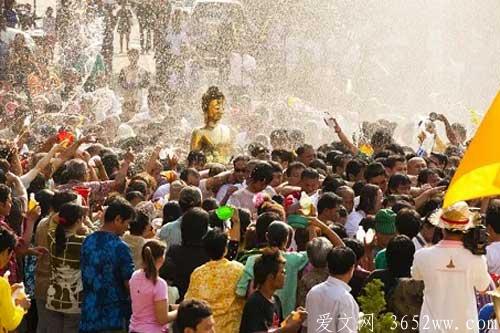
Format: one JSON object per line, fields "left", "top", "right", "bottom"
{"left": 269, "top": 160, "right": 283, "bottom": 174}
{"left": 486, "top": 200, "right": 500, "bottom": 234}
{"left": 174, "top": 300, "right": 213, "bottom": 333}
{"left": 317, "top": 192, "right": 343, "bottom": 214}
{"left": 129, "top": 211, "right": 150, "bottom": 236}
{"left": 125, "top": 190, "right": 145, "bottom": 204}
{"left": 360, "top": 216, "right": 376, "bottom": 232}
{"left": 385, "top": 144, "right": 405, "bottom": 156}
{"left": 357, "top": 184, "right": 380, "bottom": 213}
{"left": 371, "top": 130, "right": 392, "bottom": 148}
{"left": 203, "top": 228, "right": 228, "bottom": 260}
{"left": 0, "top": 184, "right": 11, "bottom": 204}
{"left": 142, "top": 239, "right": 166, "bottom": 284}
{"left": 395, "top": 208, "right": 421, "bottom": 239}
{"left": 201, "top": 198, "right": 219, "bottom": 212}
{"left": 0, "top": 226, "right": 16, "bottom": 254}
{"left": 51, "top": 191, "right": 78, "bottom": 212}
{"left": 208, "top": 210, "right": 224, "bottom": 230}
{"left": 417, "top": 196, "right": 443, "bottom": 218}
{"left": 321, "top": 175, "right": 346, "bottom": 193}
{"left": 296, "top": 144, "right": 314, "bottom": 157}
{"left": 233, "top": 155, "right": 251, "bottom": 166}
{"left": 55, "top": 203, "right": 85, "bottom": 255}
{"left": 352, "top": 181, "right": 365, "bottom": 197}
{"left": 104, "top": 197, "right": 136, "bottom": 224}
{"left": 127, "top": 179, "right": 148, "bottom": 197}
{"left": 386, "top": 235, "right": 415, "bottom": 277}
{"left": 27, "top": 174, "right": 47, "bottom": 196}
{"left": 364, "top": 162, "right": 386, "bottom": 182}
{"left": 309, "top": 159, "right": 327, "bottom": 173}
{"left": 271, "top": 150, "right": 295, "bottom": 164}
{"left": 256, "top": 212, "right": 280, "bottom": 245}
{"left": 285, "top": 161, "right": 306, "bottom": 177}
{"left": 345, "top": 159, "right": 367, "bottom": 181}
{"left": 250, "top": 162, "right": 273, "bottom": 184}
{"left": 417, "top": 168, "right": 438, "bottom": 187}
{"left": 300, "top": 167, "right": 319, "bottom": 181}
{"left": 384, "top": 155, "right": 406, "bottom": 170}
{"left": 430, "top": 152, "right": 448, "bottom": 168}
{"left": 327, "top": 246, "right": 356, "bottom": 275}
{"left": 267, "top": 221, "right": 289, "bottom": 247}
{"left": 330, "top": 223, "right": 347, "bottom": 239}
{"left": 388, "top": 173, "right": 411, "bottom": 193}
{"left": 35, "top": 189, "right": 55, "bottom": 218}
{"left": 65, "top": 159, "right": 87, "bottom": 182}
{"left": 253, "top": 250, "right": 286, "bottom": 287}
{"left": 343, "top": 238, "right": 365, "bottom": 261}
{"left": 181, "top": 207, "right": 208, "bottom": 245}
{"left": 163, "top": 201, "right": 182, "bottom": 225}
{"left": 101, "top": 153, "right": 120, "bottom": 178}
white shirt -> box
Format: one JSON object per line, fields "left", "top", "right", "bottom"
{"left": 215, "top": 183, "right": 244, "bottom": 204}
{"left": 227, "top": 187, "right": 258, "bottom": 216}
{"left": 345, "top": 210, "right": 366, "bottom": 238}
{"left": 305, "top": 276, "right": 359, "bottom": 333}
{"left": 412, "top": 233, "right": 431, "bottom": 252}
{"left": 486, "top": 241, "right": 500, "bottom": 275}
{"left": 411, "top": 240, "right": 491, "bottom": 333}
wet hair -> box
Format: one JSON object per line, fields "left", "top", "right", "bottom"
{"left": 101, "top": 154, "right": 120, "bottom": 178}
{"left": 486, "top": 200, "right": 500, "bottom": 234}
{"left": 330, "top": 223, "right": 348, "bottom": 239}
{"left": 285, "top": 161, "right": 306, "bottom": 177}
{"left": 417, "top": 168, "right": 439, "bottom": 187}
{"left": 385, "top": 144, "right": 405, "bottom": 156}
{"left": 256, "top": 212, "right": 281, "bottom": 245}
{"left": 27, "top": 174, "right": 47, "bottom": 196}
{"left": 322, "top": 175, "right": 346, "bottom": 193}
{"left": 35, "top": 189, "right": 55, "bottom": 218}
{"left": 201, "top": 198, "right": 218, "bottom": 212}
{"left": 162, "top": 201, "right": 182, "bottom": 225}
{"left": 384, "top": 155, "right": 406, "bottom": 170}
{"left": 267, "top": 221, "right": 289, "bottom": 248}
{"left": 307, "top": 237, "right": 333, "bottom": 268}
{"left": 201, "top": 86, "right": 225, "bottom": 113}
{"left": 269, "top": 160, "right": 283, "bottom": 174}
{"left": 51, "top": 191, "right": 78, "bottom": 212}
{"left": 395, "top": 209, "right": 421, "bottom": 238}
{"left": 271, "top": 150, "right": 295, "bottom": 165}
{"left": 343, "top": 238, "right": 365, "bottom": 261}
{"left": 346, "top": 159, "right": 367, "bottom": 180}
{"left": 357, "top": 184, "right": 381, "bottom": 213}
{"left": 129, "top": 211, "right": 150, "bottom": 236}
{"left": 253, "top": 250, "right": 286, "bottom": 287}
{"left": 364, "top": 162, "right": 386, "bottom": 182}
{"left": 55, "top": 203, "right": 85, "bottom": 255}
{"left": 180, "top": 168, "right": 200, "bottom": 183}
{"left": 65, "top": 159, "right": 87, "bottom": 182}
{"left": 327, "top": 246, "right": 356, "bottom": 275}
{"left": 203, "top": 228, "right": 228, "bottom": 260}
{"left": 178, "top": 187, "right": 202, "bottom": 212}
{"left": 127, "top": 179, "right": 148, "bottom": 197}
{"left": 296, "top": 144, "right": 314, "bottom": 157}
{"left": 310, "top": 159, "right": 328, "bottom": 173}
{"left": 386, "top": 235, "right": 415, "bottom": 277}
{"left": 125, "top": 190, "right": 145, "bottom": 204}
{"left": 104, "top": 197, "right": 136, "bottom": 224}
{"left": 181, "top": 207, "right": 209, "bottom": 245}
{"left": 250, "top": 162, "right": 273, "bottom": 184}
{"left": 430, "top": 152, "right": 448, "bottom": 168}
{"left": 300, "top": 167, "right": 319, "bottom": 181}
{"left": 233, "top": 155, "right": 251, "bottom": 166}
{"left": 317, "top": 192, "right": 343, "bottom": 215}
{"left": 141, "top": 239, "right": 166, "bottom": 284}
{"left": 0, "top": 227, "right": 16, "bottom": 254}
{"left": 388, "top": 173, "right": 411, "bottom": 193}
{"left": 174, "top": 299, "right": 213, "bottom": 333}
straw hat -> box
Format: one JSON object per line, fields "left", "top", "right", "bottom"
{"left": 428, "top": 201, "right": 478, "bottom": 231}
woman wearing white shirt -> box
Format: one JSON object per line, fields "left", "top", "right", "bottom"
{"left": 345, "top": 184, "right": 383, "bottom": 237}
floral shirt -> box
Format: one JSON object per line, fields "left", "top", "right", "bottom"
{"left": 79, "top": 231, "right": 134, "bottom": 332}
{"left": 185, "top": 259, "right": 245, "bottom": 333}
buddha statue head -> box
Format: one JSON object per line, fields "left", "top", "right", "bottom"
{"left": 201, "top": 86, "right": 225, "bottom": 127}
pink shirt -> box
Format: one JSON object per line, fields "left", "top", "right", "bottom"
{"left": 129, "top": 270, "right": 168, "bottom": 333}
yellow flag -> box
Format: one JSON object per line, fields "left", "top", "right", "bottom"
{"left": 444, "top": 93, "right": 500, "bottom": 207}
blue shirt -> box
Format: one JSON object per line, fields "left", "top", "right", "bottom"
{"left": 79, "top": 231, "right": 134, "bottom": 333}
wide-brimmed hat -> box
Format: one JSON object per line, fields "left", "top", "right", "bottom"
{"left": 428, "top": 201, "right": 478, "bottom": 231}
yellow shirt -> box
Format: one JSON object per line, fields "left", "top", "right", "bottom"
{"left": 0, "top": 276, "right": 25, "bottom": 333}
{"left": 185, "top": 259, "right": 245, "bottom": 333}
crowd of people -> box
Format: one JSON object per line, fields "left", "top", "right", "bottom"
{"left": 1, "top": 1, "right": 500, "bottom": 333}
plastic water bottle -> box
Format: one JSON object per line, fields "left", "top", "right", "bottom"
{"left": 28, "top": 193, "right": 37, "bottom": 211}
{"left": 356, "top": 226, "right": 366, "bottom": 243}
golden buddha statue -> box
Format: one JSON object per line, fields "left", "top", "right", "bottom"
{"left": 190, "top": 86, "right": 233, "bottom": 164}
